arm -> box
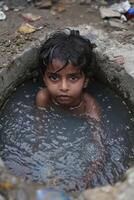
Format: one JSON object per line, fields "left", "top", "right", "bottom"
{"left": 84, "top": 121, "right": 106, "bottom": 188}
{"left": 33, "top": 88, "right": 50, "bottom": 152}
{"left": 36, "top": 88, "right": 50, "bottom": 108}
{"left": 76, "top": 121, "right": 106, "bottom": 190}
{"left": 82, "top": 95, "right": 106, "bottom": 188}
{"left": 84, "top": 93, "right": 101, "bottom": 122}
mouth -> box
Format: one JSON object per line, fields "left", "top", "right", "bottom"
{"left": 56, "top": 95, "right": 71, "bottom": 102}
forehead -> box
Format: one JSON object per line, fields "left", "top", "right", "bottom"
{"left": 47, "top": 59, "right": 81, "bottom": 74}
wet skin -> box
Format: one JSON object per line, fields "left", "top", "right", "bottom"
{"left": 36, "top": 59, "right": 101, "bottom": 121}
{"left": 36, "top": 59, "right": 104, "bottom": 188}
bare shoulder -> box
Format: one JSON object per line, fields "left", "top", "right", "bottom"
{"left": 84, "top": 93, "right": 101, "bottom": 121}
{"left": 36, "top": 88, "right": 50, "bottom": 108}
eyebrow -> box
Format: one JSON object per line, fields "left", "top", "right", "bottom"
{"left": 68, "top": 72, "right": 82, "bottom": 76}
{"left": 46, "top": 72, "right": 81, "bottom": 75}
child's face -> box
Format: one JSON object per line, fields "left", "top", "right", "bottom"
{"left": 43, "top": 59, "right": 88, "bottom": 107}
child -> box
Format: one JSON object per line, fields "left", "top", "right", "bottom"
{"left": 36, "top": 29, "right": 101, "bottom": 122}
{"left": 36, "top": 29, "right": 105, "bottom": 189}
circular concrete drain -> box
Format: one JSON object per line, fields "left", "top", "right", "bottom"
{"left": 0, "top": 25, "right": 134, "bottom": 200}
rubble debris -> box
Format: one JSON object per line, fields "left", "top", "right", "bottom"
{"left": 0, "top": 11, "right": 6, "bottom": 20}
{"left": 18, "top": 23, "right": 37, "bottom": 34}
{"left": 113, "top": 55, "right": 125, "bottom": 65}
{"left": 0, "top": 158, "right": 4, "bottom": 168}
{"left": 0, "top": 1, "right": 9, "bottom": 13}
{"left": 79, "top": 0, "right": 91, "bottom": 5}
{"left": 99, "top": 0, "right": 109, "bottom": 6}
{"left": 0, "top": 1, "right": 4, "bottom": 8}
{"left": 35, "top": 0, "right": 52, "bottom": 9}
{"left": 109, "top": 19, "right": 129, "bottom": 29}
{"left": 54, "top": 2, "right": 66, "bottom": 13}
{"left": 13, "top": 6, "right": 25, "bottom": 12}
{"left": 121, "top": 14, "right": 128, "bottom": 21}
{"left": 27, "top": 0, "right": 32, "bottom": 3}
{"left": 21, "top": 13, "right": 41, "bottom": 22}
{"left": 0, "top": 195, "right": 5, "bottom": 200}
{"left": 36, "top": 188, "right": 72, "bottom": 200}
{"left": 125, "top": 7, "right": 134, "bottom": 20}
{"left": 50, "top": 10, "right": 56, "bottom": 15}
{"left": 110, "top": 0, "right": 134, "bottom": 20}
{"left": 3, "top": 5, "right": 9, "bottom": 11}
{"left": 100, "top": 1, "right": 134, "bottom": 21}
{"left": 110, "top": 0, "right": 131, "bottom": 13}
{"left": 100, "top": 6, "right": 121, "bottom": 19}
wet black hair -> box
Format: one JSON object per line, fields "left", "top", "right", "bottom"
{"left": 39, "top": 29, "right": 96, "bottom": 77}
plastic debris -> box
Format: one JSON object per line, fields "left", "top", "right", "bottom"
{"left": 21, "top": 13, "right": 41, "bottom": 22}
{"left": 18, "top": 23, "right": 37, "bottom": 34}
{"left": 0, "top": 11, "right": 6, "bottom": 20}
{"left": 3, "top": 5, "right": 9, "bottom": 11}
{"left": 110, "top": 0, "right": 134, "bottom": 20}
{"left": 36, "top": 188, "right": 72, "bottom": 200}
{"left": 125, "top": 7, "right": 134, "bottom": 20}
{"left": 101, "top": 1, "right": 134, "bottom": 21}
{"left": 110, "top": 0, "right": 131, "bottom": 13}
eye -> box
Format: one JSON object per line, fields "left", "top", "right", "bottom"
{"left": 48, "top": 74, "right": 59, "bottom": 81}
{"left": 69, "top": 74, "right": 80, "bottom": 81}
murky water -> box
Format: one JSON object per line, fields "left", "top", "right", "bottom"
{"left": 0, "top": 79, "right": 134, "bottom": 191}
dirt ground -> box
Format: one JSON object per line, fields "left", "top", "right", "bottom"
{"left": 0, "top": 0, "right": 134, "bottom": 66}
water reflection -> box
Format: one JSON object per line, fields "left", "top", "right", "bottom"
{"left": 0, "top": 80, "right": 133, "bottom": 191}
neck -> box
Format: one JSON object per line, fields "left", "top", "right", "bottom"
{"left": 69, "top": 100, "right": 83, "bottom": 110}
{"left": 51, "top": 98, "right": 84, "bottom": 111}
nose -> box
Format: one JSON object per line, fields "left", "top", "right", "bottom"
{"left": 60, "top": 79, "right": 69, "bottom": 92}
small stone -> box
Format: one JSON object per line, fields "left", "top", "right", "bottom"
{"left": 100, "top": 0, "right": 108, "bottom": 6}
{"left": 3, "top": 5, "right": 9, "bottom": 11}
{"left": 50, "top": 10, "right": 56, "bottom": 15}
{"left": 0, "top": 1, "right": 4, "bottom": 7}
{"left": 79, "top": 0, "right": 91, "bottom": 5}
{"left": 13, "top": 6, "right": 25, "bottom": 12}
{"left": 100, "top": 6, "right": 121, "bottom": 19}
{"left": 36, "top": 0, "right": 52, "bottom": 9}
{"left": 21, "top": 13, "right": 41, "bottom": 22}
{"left": 0, "top": 195, "right": 5, "bottom": 200}
{"left": 18, "top": 23, "right": 37, "bottom": 34}
{"left": 109, "top": 19, "right": 128, "bottom": 30}
{"left": 0, "top": 158, "right": 4, "bottom": 168}
{"left": 54, "top": 2, "right": 66, "bottom": 13}
{"left": 36, "top": 188, "right": 72, "bottom": 200}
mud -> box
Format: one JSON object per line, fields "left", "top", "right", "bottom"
{"left": 0, "top": 0, "right": 134, "bottom": 67}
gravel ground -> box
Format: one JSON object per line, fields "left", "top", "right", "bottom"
{"left": 0, "top": 0, "right": 134, "bottom": 66}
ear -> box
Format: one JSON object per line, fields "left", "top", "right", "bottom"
{"left": 84, "top": 78, "right": 89, "bottom": 88}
